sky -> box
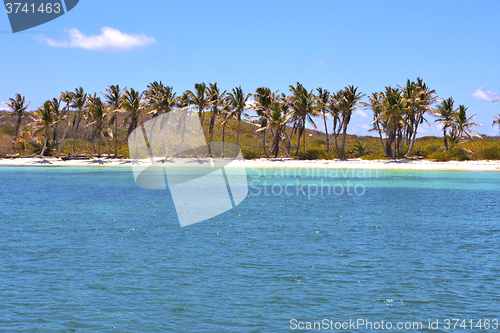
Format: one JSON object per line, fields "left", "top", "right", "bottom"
{"left": 1, "top": 0, "right": 500, "bottom": 136}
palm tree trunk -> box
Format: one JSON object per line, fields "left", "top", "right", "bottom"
{"left": 449, "top": 139, "right": 457, "bottom": 151}
{"left": 71, "top": 113, "right": 81, "bottom": 156}
{"left": 405, "top": 118, "right": 420, "bottom": 158}
{"left": 285, "top": 127, "right": 292, "bottom": 156}
{"left": 302, "top": 123, "right": 306, "bottom": 155}
{"left": 15, "top": 112, "right": 22, "bottom": 138}
{"left": 55, "top": 123, "right": 70, "bottom": 158}
{"left": 97, "top": 129, "right": 102, "bottom": 158}
{"left": 114, "top": 119, "right": 118, "bottom": 157}
{"left": 272, "top": 128, "right": 280, "bottom": 157}
{"left": 236, "top": 115, "right": 241, "bottom": 147}
{"left": 282, "top": 129, "right": 291, "bottom": 157}
{"left": 208, "top": 112, "right": 216, "bottom": 156}
{"left": 340, "top": 124, "right": 348, "bottom": 160}
{"left": 323, "top": 113, "right": 330, "bottom": 152}
{"left": 53, "top": 124, "right": 58, "bottom": 149}
{"left": 262, "top": 129, "right": 270, "bottom": 158}
{"left": 140, "top": 123, "right": 154, "bottom": 158}
{"left": 295, "top": 127, "right": 302, "bottom": 156}
{"left": 222, "top": 122, "right": 226, "bottom": 158}
{"left": 102, "top": 131, "right": 110, "bottom": 157}
{"left": 91, "top": 128, "right": 97, "bottom": 154}
{"left": 40, "top": 136, "right": 48, "bottom": 157}
{"left": 392, "top": 127, "right": 397, "bottom": 159}
{"left": 443, "top": 128, "right": 449, "bottom": 151}
{"left": 376, "top": 124, "right": 388, "bottom": 158}
{"left": 194, "top": 126, "right": 201, "bottom": 158}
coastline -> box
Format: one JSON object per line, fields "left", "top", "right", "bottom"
{"left": 1, "top": 157, "right": 500, "bottom": 171}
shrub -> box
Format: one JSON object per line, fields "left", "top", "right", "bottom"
{"left": 412, "top": 142, "right": 441, "bottom": 157}
{"left": 242, "top": 150, "right": 260, "bottom": 159}
{"left": 0, "top": 134, "right": 13, "bottom": 157}
{"left": 0, "top": 125, "right": 16, "bottom": 136}
{"left": 361, "top": 152, "right": 386, "bottom": 160}
{"left": 427, "top": 151, "right": 449, "bottom": 161}
{"left": 481, "top": 146, "right": 500, "bottom": 160}
{"left": 298, "top": 147, "right": 335, "bottom": 160}
{"left": 25, "top": 139, "right": 43, "bottom": 155}
{"left": 351, "top": 140, "right": 368, "bottom": 157}
{"left": 428, "top": 147, "right": 469, "bottom": 161}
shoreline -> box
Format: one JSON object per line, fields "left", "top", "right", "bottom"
{"left": 1, "top": 157, "right": 500, "bottom": 171}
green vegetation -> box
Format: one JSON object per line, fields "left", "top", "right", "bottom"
{"left": 1, "top": 78, "right": 499, "bottom": 160}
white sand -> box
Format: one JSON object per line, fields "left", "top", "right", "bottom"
{"left": 1, "top": 157, "right": 500, "bottom": 171}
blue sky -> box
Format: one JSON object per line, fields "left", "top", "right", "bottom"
{"left": 1, "top": 0, "right": 500, "bottom": 136}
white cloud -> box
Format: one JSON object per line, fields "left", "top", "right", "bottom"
{"left": 354, "top": 109, "right": 369, "bottom": 118}
{"left": 245, "top": 99, "right": 256, "bottom": 109}
{"left": 38, "top": 26, "right": 157, "bottom": 51}
{"left": 417, "top": 123, "right": 439, "bottom": 136}
{"left": 471, "top": 86, "right": 500, "bottom": 102}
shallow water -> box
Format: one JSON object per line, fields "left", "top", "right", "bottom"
{"left": 1, "top": 166, "right": 499, "bottom": 332}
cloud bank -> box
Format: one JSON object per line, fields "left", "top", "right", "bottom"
{"left": 471, "top": 86, "right": 499, "bottom": 102}
{"left": 39, "top": 26, "right": 157, "bottom": 51}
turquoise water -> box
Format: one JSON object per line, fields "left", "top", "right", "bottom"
{"left": 1, "top": 166, "right": 500, "bottom": 332}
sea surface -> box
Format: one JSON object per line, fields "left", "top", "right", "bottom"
{"left": 1, "top": 165, "right": 499, "bottom": 332}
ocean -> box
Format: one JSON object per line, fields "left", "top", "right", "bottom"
{"left": 1, "top": 165, "right": 499, "bottom": 332}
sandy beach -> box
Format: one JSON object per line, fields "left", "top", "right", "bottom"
{"left": 1, "top": 157, "right": 500, "bottom": 171}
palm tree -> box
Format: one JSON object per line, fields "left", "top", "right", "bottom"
{"left": 207, "top": 82, "right": 226, "bottom": 155}
{"left": 289, "top": 82, "right": 319, "bottom": 155}
{"left": 177, "top": 92, "right": 191, "bottom": 108}
{"left": 187, "top": 83, "right": 210, "bottom": 125}
{"left": 434, "top": 97, "right": 455, "bottom": 150}
{"left": 226, "top": 86, "right": 251, "bottom": 147}
{"left": 121, "top": 88, "right": 146, "bottom": 136}
{"left": 34, "top": 101, "right": 55, "bottom": 157}
{"left": 329, "top": 91, "right": 343, "bottom": 155}
{"left": 218, "top": 103, "right": 233, "bottom": 157}
{"left": 448, "top": 105, "right": 482, "bottom": 150}
{"left": 4, "top": 93, "right": 31, "bottom": 138}
{"left": 70, "top": 87, "right": 87, "bottom": 157}
{"left": 492, "top": 113, "right": 500, "bottom": 136}
{"left": 315, "top": 88, "right": 331, "bottom": 152}
{"left": 257, "top": 95, "right": 293, "bottom": 157}
{"left": 87, "top": 94, "right": 109, "bottom": 157}
{"left": 336, "top": 85, "right": 364, "bottom": 159}
{"left": 144, "top": 81, "right": 162, "bottom": 118}
{"left": 102, "top": 84, "right": 125, "bottom": 157}
{"left": 49, "top": 98, "right": 62, "bottom": 150}
{"left": 375, "top": 87, "right": 408, "bottom": 159}
{"left": 404, "top": 78, "right": 437, "bottom": 157}
{"left": 363, "top": 92, "right": 388, "bottom": 157}
{"left": 144, "top": 81, "right": 177, "bottom": 118}
{"left": 253, "top": 87, "right": 277, "bottom": 158}
{"left": 187, "top": 83, "right": 211, "bottom": 157}
{"left": 278, "top": 94, "right": 294, "bottom": 156}
{"left": 174, "top": 92, "right": 192, "bottom": 157}
{"left": 55, "top": 91, "right": 74, "bottom": 157}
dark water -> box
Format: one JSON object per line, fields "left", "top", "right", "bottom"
{"left": 1, "top": 166, "right": 499, "bottom": 332}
